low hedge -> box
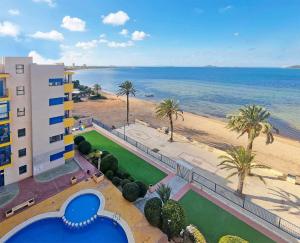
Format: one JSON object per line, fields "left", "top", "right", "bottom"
{"left": 74, "top": 135, "right": 85, "bottom": 145}
{"left": 122, "top": 182, "right": 140, "bottom": 202}
{"left": 112, "top": 177, "right": 122, "bottom": 186}
{"left": 78, "top": 141, "right": 92, "bottom": 155}
{"left": 120, "top": 179, "right": 131, "bottom": 188}
{"left": 144, "top": 197, "right": 162, "bottom": 227}
{"left": 219, "top": 235, "right": 248, "bottom": 243}
{"left": 105, "top": 170, "right": 114, "bottom": 180}
{"left": 136, "top": 181, "right": 148, "bottom": 197}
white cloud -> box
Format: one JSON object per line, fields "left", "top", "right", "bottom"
{"left": 30, "top": 30, "right": 64, "bottom": 41}
{"left": 75, "top": 40, "right": 98, "bottom": 50}
{"left": 8, "top": 9, "right": 20, "bottom": 16}
{"left": 28, "top": 51, "right": 57, "bottom": 64}
{"left": 233, "top": 32, "right": 239, "bottom": 36}
{"left": 61, "top": 16, "right": 86, "bottom": 32}
{"left": 0, "top": 21, "right": 20, "bottom": 37}
{"left": 119, "top": 29, "right": 128, "bottom": 36}
{"left": 219, "top": 5, "right": 233, "bottom": 13}
{"left": 32, "top": 0, "right": 56, "bottom": 7}
{"left": 131, "top": 31, "right": 149, "bottom": 41}
{"left": 102, "top": 11, "right": 129, "bottom": 26}
{"left": 107, "top": 40, "right": 133, "bottom": 48}
{"left": 99, "top": 39, "right": 108, "bottom": 43}
{"left": 99, "top": 33, "right": 106, "bottom": 38}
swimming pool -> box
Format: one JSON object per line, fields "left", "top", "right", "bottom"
{"left": 2, "top": 189, "right": 134, "bottom": 243}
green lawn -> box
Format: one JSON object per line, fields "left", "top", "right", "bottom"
{"left": 179, "top": 190, "right": 274, "bottom": 243}
{"left": 81, "top": 130, "right": 166, "bottom": 185}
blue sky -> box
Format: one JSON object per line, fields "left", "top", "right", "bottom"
{"left": 0, "top": 0, "right": 300, "bottom": 66}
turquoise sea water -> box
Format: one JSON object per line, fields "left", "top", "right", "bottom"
{"left": 74, "top": 67, "right": 300, "bottom": 140}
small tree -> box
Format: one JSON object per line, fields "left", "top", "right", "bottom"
{"left": 93, "top": 83, "right": 101, "bottom": 95}
{"left": 156, "top": 184, "right": 171, "bottom": 203}
{"left": 74, "top": 135, "right": 85, "bottom": 145}
{"left": 144, "top": 197, "right": 163, "bottom": 227}
{"left": 218, "top": 146, "right": 269, "bottom": 195}
{"left": 156, "top": 99, "right": 184, "bottom": 142}
{"left": 122, "top": 182, "right": 140, "bottom": 202}
{"left": 78, "top": 141, "right": 92, "bottom": 155}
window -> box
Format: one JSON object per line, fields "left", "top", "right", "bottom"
{"left": 49, "top": 97, "right": 64, "bottom": 106}
{"left": 50, "top": 151, "right": 64, "bottom": 162}
{"left": 49, "top": 134, "right": 63, "bottom": 143}
{"left": 18, "top": 128, "right": 26, "bottom": 137}
{"left": 65, "top": 144, "right": 74, "bottom": 153}
{"left": 19, "top": 165, "right": 27, "bottom": 175}
{"left": 49, "top": 116, "right": 64, "bottom": 125}
{"left": 16, "top": 64, "right": 24, "bottom": 74}
{"left": 17, "top": 108, "right": 25, "bottom": 117}
{"left": 49, "top": 78, "right": 63, "bottom": 86}
{"left": 16, "top": 86, "right": 25, "bottom": 96}
{"left": 18, "top": 148, "right": 26, "bottom": 157}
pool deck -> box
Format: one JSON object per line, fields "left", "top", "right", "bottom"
{"left": 0, "top": 178, "right": 167, "bottom": 243}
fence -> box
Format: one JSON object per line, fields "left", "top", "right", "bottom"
{"left": 91, "top": 118, "right": 300, "bottom": 240}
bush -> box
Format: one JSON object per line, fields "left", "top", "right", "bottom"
{"left": 105, "top": 170, "right": 114, "bottom": 180}
{"left": 120, "top": 179, "right": 131, "bottom": 188}
{"left": 136, "top": 181, "right": 148, "bottom": 198}
{"left": 123, "top": 172, "right": 130, "bottom": 179}
{"left": 115, "top": 169, "right": 126, "bottom": 179}
{"left": 74, "top": 136, "right": 85, "bottom": 145}
{"left": 185, "top": 225, "right": 206, "bottom": 243}
{"left": 144, "top": 197, "right": 162, "bottom": 227}
{"left": 100, "top": 154, "right": 118, "bottom": 173}
{"left": 161, "top": 200, "right": 186, "bottom": 239}
{"left": 101, "top": 151, "right": 110, "bottom": 159}
{"left": 78, "top": 141, "right": 92, "bottom": 155}
{"left": 219, "top": 235, "right": 248, "bottom": 243}
{"left": 112, "top": 177, "right": 122, "bottom": 186}
{"left": 122, "top": 182, "right": 140, "bottom": 202}
{"left": 128, "top": 176, "right": 135, "bottom": 182}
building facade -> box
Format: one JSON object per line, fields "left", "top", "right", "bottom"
{"left": 0, "top": 57, "right": 74, "bottom": 186}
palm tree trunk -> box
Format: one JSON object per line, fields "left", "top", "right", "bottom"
{"left": 247, "top": 137, "right": 254, "bottom": 175}
{"left": 126, "top": 94, "right": 129, "bottom": 125}
{"left": 237, "top": 173, "right": 245, "bottom": 195}
{"left": 169, "top": 115, "right": 173, "bottom": 142}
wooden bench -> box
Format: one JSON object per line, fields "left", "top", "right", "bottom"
{"left": 5, "top": 198, "right": 35, "bottom": 218}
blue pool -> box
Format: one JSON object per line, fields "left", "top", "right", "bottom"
{"left": 4, "top": 192, "right": 130, "bottom": 243}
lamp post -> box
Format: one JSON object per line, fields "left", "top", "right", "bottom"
{"left": 167, "top": 219, "right": 172, "bottom": 241}
{"left": 97, "top": 151, "right": 103, "bottom": 171}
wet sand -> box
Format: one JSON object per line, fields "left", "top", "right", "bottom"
{"left": 73, "top": 92, "right": 300, "bottom": 175}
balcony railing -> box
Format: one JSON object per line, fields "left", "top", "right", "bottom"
{"left": 0, "top": 112, "right": 9, "bottom": 122}
{"left": 0, "top": 88, "right": 9, "bottom": 99}
{"left": 0, "top": 146, "right": 11, "bottom": 167}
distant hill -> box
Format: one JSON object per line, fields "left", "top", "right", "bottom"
{"left": 287, "top": 65, "right": 300, "bottom": 69}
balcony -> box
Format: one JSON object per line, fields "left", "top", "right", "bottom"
{"left": 64, "top": 83, "right": 73, "bottom": 93}
{"left": 64, "top": 134, "right": 74, "bottom": 144}
{"left": 0, "top": 112, "right": 10, "bottom": 125}
{"left": 64, "top": 100, "right": 73, "bottom": 111}
{"left": 64, "top": 117, "right": 74, "bottom": 128}
{"left": 0, "top": 146, "right": 11, "bottom": 169}
{"left": 0, "top": 124, "right": 11, "bottom": 147}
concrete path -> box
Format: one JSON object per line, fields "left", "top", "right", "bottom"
{"left": 117, "top": 123, "right": 300, "bottom": 226}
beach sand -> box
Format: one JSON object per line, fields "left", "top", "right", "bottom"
{"left": 73, "top": 92, "right": 300, "bottom": 175}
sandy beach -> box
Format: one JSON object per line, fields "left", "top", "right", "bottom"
{"left": 73, "top": 92, "right": 300, "bottom": 175}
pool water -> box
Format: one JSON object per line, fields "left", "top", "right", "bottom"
{"left": 64, "top": 193, "right": 100, "bottom": 223}
{"left": 5, "top": 193, "right": 129, "bottom": 243}
{"left": 6, "top": 217, "right": 128, "bottom": 243}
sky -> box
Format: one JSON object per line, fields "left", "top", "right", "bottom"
{"left": 0, "top": 0, "right": 300, "bottom": 67}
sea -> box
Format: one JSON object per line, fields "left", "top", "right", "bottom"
{"left": 74, "top": 67, "right": 300, "bottom": 141}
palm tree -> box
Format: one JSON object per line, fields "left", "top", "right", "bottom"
{"left": 156, "top": 184, "right": 171, "bottom": 203}
{"left": 93, "top": 83, "right": 101, "bottom": 95}
{"left": 155, "top": 99, "right": 184, "bottom": 142}
{"left": 227, "top": 105, "right": 279, "bottom": 153}
{"left": 218, "top": 146, "right": 269, "bottom": 195}
{"left": 117, "top": 81, "right": 136, "bottom": 124}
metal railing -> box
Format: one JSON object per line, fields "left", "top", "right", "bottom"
{"left": 91, "top": 118, "right": 300, "bottom": 240}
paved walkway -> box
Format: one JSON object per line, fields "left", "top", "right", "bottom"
{"left": 117, "top": 123, "right": 300, "bottom": 226}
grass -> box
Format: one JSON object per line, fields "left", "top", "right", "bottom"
{"left": 81, "top": 130, "right": 166, "bottom": 185}
{"left": 179, "top": 190, "right": 274, "bottom": 243}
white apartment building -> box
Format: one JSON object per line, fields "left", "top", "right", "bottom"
{"left": 0, "top": 57, "right": 75, "bottom": 187}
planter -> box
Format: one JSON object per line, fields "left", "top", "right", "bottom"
{"left": 71, "top": 176, "right": 77, "bottom": 185}
{"left": 148, "top": 184, "right": 155, "bottom": 193}
{"left": 93, "top": 172, "right": 104, "bottom": 184}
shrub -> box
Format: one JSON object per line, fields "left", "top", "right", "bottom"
{"left": 135, "top": 181, "right": 148, "bottom": 198}
{"left": 185, "top": 225, "right": 206, "bottom": 243}
{"left": 161, "top": 200, "right": 186, "bottom": 239}
{"left": 123, "top": 172, "right": 130, "bottom": 179}
{"left": 122, "top": 182, "right": 140, "bottom": 202}
{"left": 120, "top": 179, "right": 131, "bottom": 188}
{"left": 105, "top": 170, "right": 114, "bottom": 180}
{"left": 100, "top": 154, "right": 118, "bottom": 173}
{"left": 115, "top": 169, "right": 126, "bottom": 179}
{"left": 144, "top": 197, "right": 162, "bottom": 227}
{"left": 74, "top": 136, "right": 85, "bottom": 145}
{"left": 128, "top": 176, "right": 135, "bottom": 182}
{"left": 219, "top": 235, "right": 248, "bottom": 243}
{"left": 101, "top": 151, "right": 110, "bottom": 159}
{"left": 156, "top": 184, "right": 171, "bottom": 203}
{"left": 78, "top": 141, "right": 92, "bottom": 155}
{"left": 112, "top": 177, "right": 122, "bottom": 186}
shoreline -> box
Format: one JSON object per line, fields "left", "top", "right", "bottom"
{"left": 74, "top": 91, "right": 300, "bottom": 174}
